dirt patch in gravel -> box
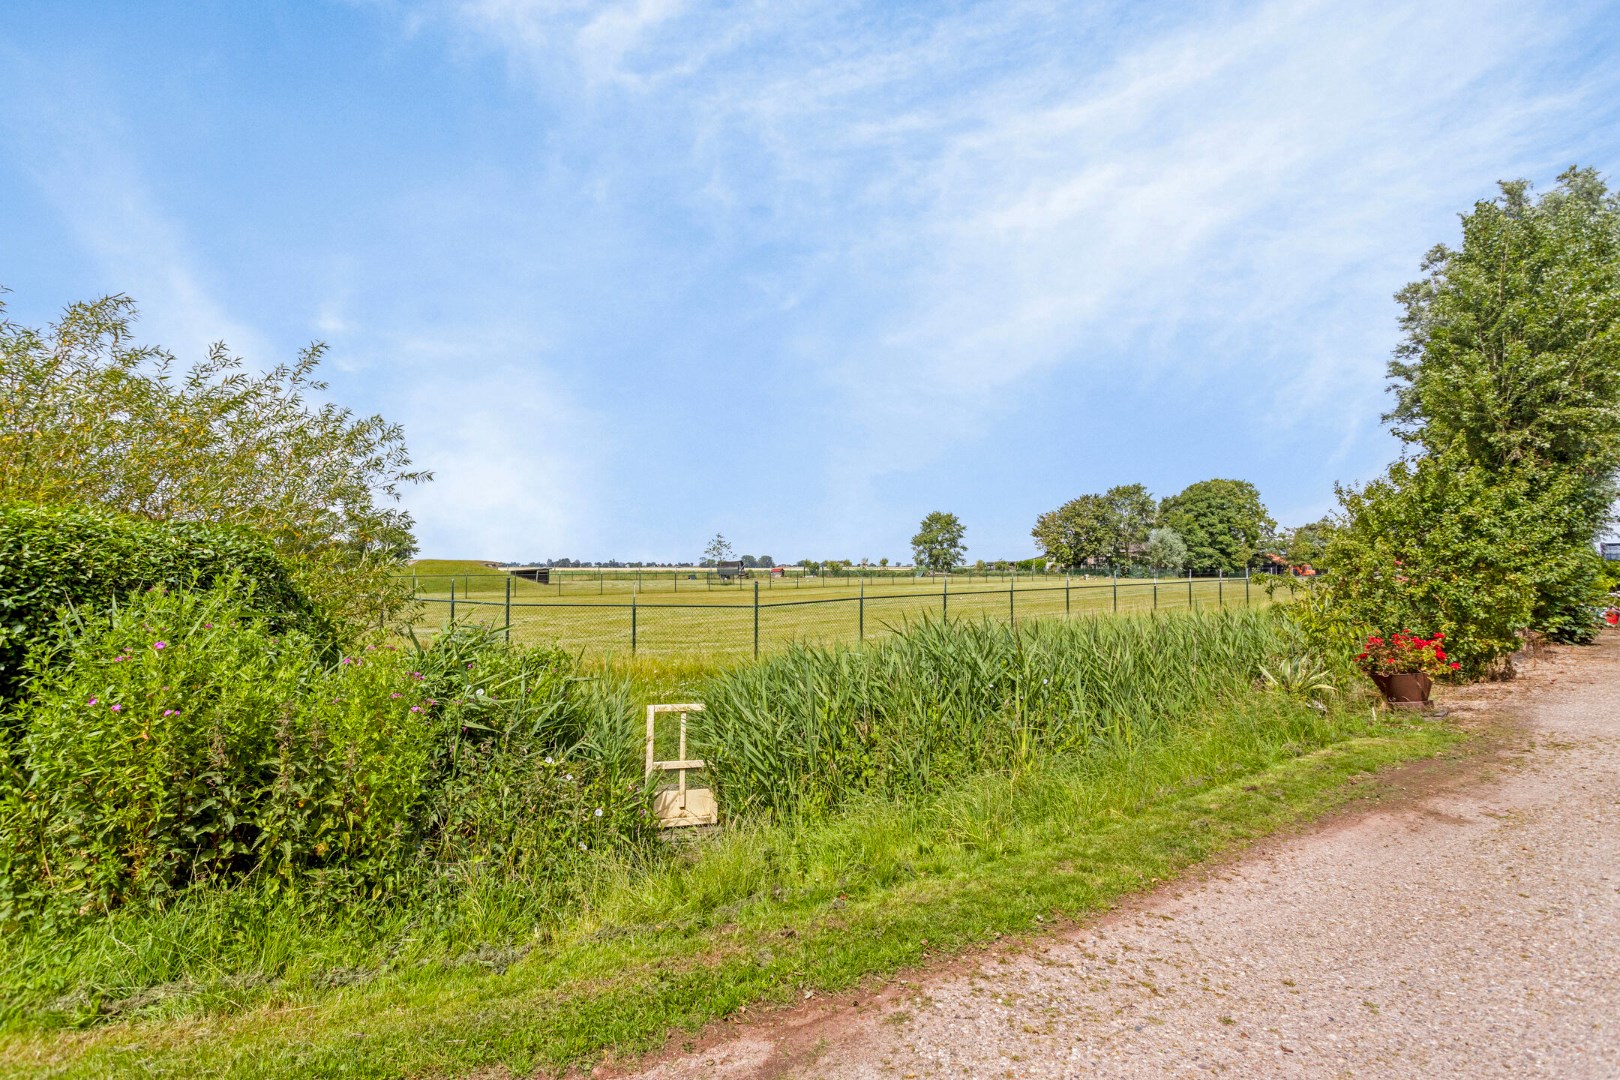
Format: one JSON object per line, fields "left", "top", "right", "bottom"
{"left": 610, "top": 632, "right": 1620, "bottom": 1079}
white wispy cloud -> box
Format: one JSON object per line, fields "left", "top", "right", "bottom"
{"left": 8, "top": 4, "right": 1612, "bottom": 559}
{"left": 397, "top": 365, "right": 605, "bottom": 559}
{"left": 429, "top": 0, "right": 1614, "bottom": 550}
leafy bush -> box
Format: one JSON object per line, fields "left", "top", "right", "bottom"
{"left": 696, "top": 609, "right": 1284, "bottom": 820}
{"left": 1600, "top": 558, "right": 1620, "bottom": 596}
{"left": 1298, "top": 449, "right": 1600, "bottom": 674}
{"left": 0, "top": 501, "right": 328, "bottom": 704}
{"left": 399, "top": 624, "right": 647, "bottom": 881}
{"left": 0, "top": 293, "right": 429, "bottom": 633}
{"left": 0, "top": 583, "right": 646, "bottom": 923}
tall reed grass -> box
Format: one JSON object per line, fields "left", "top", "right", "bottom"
{"left": 696, "top": 609, "right": 1287, "bottom": 819}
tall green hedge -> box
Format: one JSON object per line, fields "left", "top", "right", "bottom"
{"left": 0, "top": 502, "right": 327, "bottom": 703}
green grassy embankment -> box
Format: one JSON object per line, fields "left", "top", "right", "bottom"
{"left": 0, "top": 660, "right": 1460, "bottom": 1077}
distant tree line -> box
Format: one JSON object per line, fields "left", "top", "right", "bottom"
{"left": 1028, "top": 479, "right": 1291, "bottom": 574}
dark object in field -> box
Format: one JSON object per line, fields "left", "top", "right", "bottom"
{"left": 716, "top": 561, "right": 747, "bottom": 581}
{"left": 508, "top": 567, "right": 550, "bottom": 584}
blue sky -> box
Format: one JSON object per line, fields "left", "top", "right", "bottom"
{"left": 4, "top": 1, "right": 1618, "bottom": 563}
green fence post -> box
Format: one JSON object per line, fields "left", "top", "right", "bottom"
{"left": 859, "top": 576, "right": 865, "bottom": 643}
{"left": 1009, "top": 572, "right": 1015, "bottom": 625}
{"left": 631, "top": 594, "right": 637, "bottom": 655}
{"left": 753, "top": 581, "right": 760, "bottom": 658}
{"left": 1188, "top": 570, "right": 1193, "bottom": 609}
{"left": 1112, "top": 568, "right": 1118, "bottom": 613}
{"left": 1065, "top": 572, "right": 1071, "bottom": 615}
{"left": 1218, "top": 570, "right": 1223, "bottom": 608}
{"left": 1153, "top": 575, "right": 1158, "bottom": 610}
{"left": 1246, "top": 567, "right": 1251, "bottom": 606}
{"left": 505, "top": 575, "right": 512, "bottom": 642}
{"left": 942, "top": 573, "right": 949, "bottom": 621}
{"left": 450, "top": 579, "right": 456, "bottom": 623}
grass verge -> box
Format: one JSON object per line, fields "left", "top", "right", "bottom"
{"left": 0, "top": 702, "right": 1461, "bottom": 1078}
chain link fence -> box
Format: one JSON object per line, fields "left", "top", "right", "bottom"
{"left": 409, "top": 572, "right": 1281, "bottom": 660}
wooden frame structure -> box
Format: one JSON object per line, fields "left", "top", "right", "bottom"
{"left": 645, "top": 703, "right": 717, "bottom": 827}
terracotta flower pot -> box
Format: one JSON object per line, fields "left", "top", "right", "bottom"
{"left": 1372, "top": 671, "right": 1432, "bottom": 709}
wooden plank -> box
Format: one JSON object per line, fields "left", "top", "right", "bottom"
{"left": 653, "top": 787, "right": 718, "bottom": 828}
{"left": 649, "top": 758, "right": 707, "bottom": 771}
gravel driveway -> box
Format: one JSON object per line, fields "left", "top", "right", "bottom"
{"left": 624, "top": 632, "right": 1620, "bottom": 1079}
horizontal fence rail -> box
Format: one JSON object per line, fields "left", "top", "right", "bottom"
{"left": 407, "top": 571, "right": 1293, "bottom": 659}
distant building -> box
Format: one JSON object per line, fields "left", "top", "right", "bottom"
{"left": 715, "top": 560, "right": 747, "bottom": 581}
{"left": 1602, "top": 542, "right": 1620, "bottom": 562}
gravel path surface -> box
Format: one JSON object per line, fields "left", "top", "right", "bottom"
{"left": 624, "top": 633, "right": 1620, "bottom": 1079}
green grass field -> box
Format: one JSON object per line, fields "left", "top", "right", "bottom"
{"left": 403, "top": 562, "right": 1273, "bottom": 659}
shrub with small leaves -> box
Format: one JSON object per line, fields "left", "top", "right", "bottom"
{"left": 0, "top": 500, "right": 329, "bottom": 705}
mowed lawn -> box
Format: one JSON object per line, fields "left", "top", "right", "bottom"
{"left": 403, "top": 562, "right": 1277, "bottom": 658}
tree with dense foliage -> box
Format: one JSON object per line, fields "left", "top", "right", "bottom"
{"left": 1387, "top": 168, "right": 1620, "bottom": 485}
{"left": 1030, "top": 495, "right": 1112, "bottom": 568}
{"left": 1143, "top": 527, "right": 1189, "bottom": 571}
{"left": 1379, "top": 167, "right": 1620, "bottom": 637}
{"left": 1032, "top": 483, "right": 1156, "bottom": 569}
{"left": 1282, "top": 516, "right": 1338, "bottom": 567}
{"left": 0, "top": 293, "right": 427, "bottom": 631}
{"left": 1102, "top": 483, "right": 1157, "bottom": 564}
{"left": 1158, "top": 479, "right": 1274, "bottom": 573}
{"left": 911, "top": 511, "right": 966, "bottom": 572}
{"left": 1311, "top": 168, "right": 1620, "bottom": 664}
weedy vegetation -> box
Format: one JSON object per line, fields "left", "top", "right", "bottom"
{"left": 0, "top": 599, "right": 1460, "bottom": 1077}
